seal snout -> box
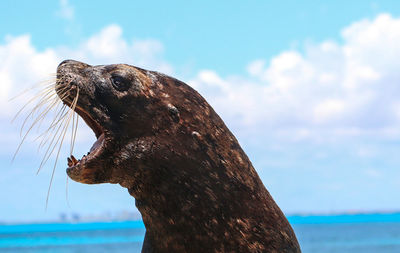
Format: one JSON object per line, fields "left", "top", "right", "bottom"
{"left": 58, "top": 59, "right": 76, "bottom": 67}
{"left": 58, "top": 59, "right": 90, "bottom": 68}
{"left": 56, "top": 60, "right": 91, "bottom": 83}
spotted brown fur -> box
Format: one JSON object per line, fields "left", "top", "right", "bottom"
{"left": 56, "top": 60, "right": 301, "bottom": 253}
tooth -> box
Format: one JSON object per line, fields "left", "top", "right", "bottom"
{"left": 71, "top": 155, "right": 78, "bottom": 165}
{"left": 67, "top": 157, "right": 73, "bottom": 167}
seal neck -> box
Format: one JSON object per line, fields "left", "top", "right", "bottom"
{"left": 128, "top": 161, "right": 299, "bottom": 252}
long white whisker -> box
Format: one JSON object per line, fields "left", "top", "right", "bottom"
{"left": 36, "top": 104, "right": 67, "bottom": 143}
{"left": 70, "top": 110, "right": 79, "bottom": 156}
{"left": 66, "top": 176, "right": 71, "bottom": 208}
{"left": 12, "top": 84, "right": 57, "bottom": 123}
{"left": 25, "top": 88, "right": 70, "bottom": 139}
{"left": 9, "top": 80, "right": 55, "bottom": 102}
{"left": 35, "top": 100, "right": 63, "bottom": 134}
{"left": 46, "top": 88, "right": 79, "bottom": 209}
{"left": 37, "top": 106, "right": 70, "bottom": 174}
{"left": 70, "top": 108, "right": 76, "bottom": 155}
{"left": 13, "top": 94, "right": 61, "bottom": 158}
{"left": 34, "top": 89, "right": 71, "bottom": 132}
{"left": 28, "top": 96, "right": 62, "bottom": 133}
{"left": 19, "top": 90, "right": 59, "bottom": 136}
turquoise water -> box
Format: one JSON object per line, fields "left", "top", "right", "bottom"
{"left": 289, "top": 213, "right": 400, "bottom": 253}
{"left": 1, "top": 213, "right": 400, "bottom": 252}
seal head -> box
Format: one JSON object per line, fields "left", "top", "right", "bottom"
{"left": 56, "top": 60, "right": 159, "bottom": 184}
{"left": 56, "top": 60, "right": 301, "bottom": 253}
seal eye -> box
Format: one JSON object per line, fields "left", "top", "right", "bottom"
{"left": 111, "top": 75, "right": 131, "bottom": 92}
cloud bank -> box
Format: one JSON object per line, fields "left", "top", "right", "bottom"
{"left": 190, "top": 14, "right": 400, "bottom": 143}
{"left": 4, "top": 14, "right": 400, "bottom": 144}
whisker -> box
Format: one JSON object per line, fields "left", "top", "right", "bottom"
{"left": 19, "top": 91, "right": 58, "bottom": 137}
{"left": 70, "top": 102, "right": 79, "bottom": 156}
{"left": 15, "top": 87, "right": 59, "bottom": 126}
{"left": 31, "top": 97, "right": 64, "bottom": 136}
{"left": 12, "top": 72, "right": 84, "bottom": 208}
{"left": 12, "top": 94, "right": 66, "bottom": 162}
{"left": 12, "top": 82, "right": 68, "bottom": 123}
{"left": 11, "top": 84, "right": 57, "bottom": 123}
{"left": 35, "top": 100, "right": 63, "bottom": 134}
{"left": 9, "top": 70, "right": 85, "bottom": 209}
{"left": 35, "top": 100, "right": 67, "bottom": 144}
{"left": 66, "top": 176, "right": 71, "bottom": 208}
{"left": 36, "top": 93, "right": 71, "bottom": 145}
{"left": 34, "top": 89, "right": 71, "bottom": 131}
{"left": 46, "top": 88, "right": 79, "bottom": 209}
{"left": 37, "top": 103, "right": 68, "bottom": 146}
{"left": 12, "top": 95, "right": 62, "bottom": 161}
{"left": 8, "top": 81, "right": 55, "bottom": 102}
{"left": 36, "top": 104, "right": 63, "bottom": 148}
{"left": 19, "top": 86, "right": 69, "bottom": 136}
{"left": 72, "top": 112, "right": 79, "bottom": 155}
{"left": 38, "top": 105, "right": 67, "bottom": 150}
{"left": 37, "top": 97, "right": 73, "bottom": 166}
{"left": 37, "top": 105, "right": 70, "bottom": 174}
{"left": 37, "top": 89, "right": 77, "bottom": 173}
{"left": 70, "top": 108, "right": 75, "bottom": 155}
{"left": 12, "top": 102, "right": 56, "bottom": 163}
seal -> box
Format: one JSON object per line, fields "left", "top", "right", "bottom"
{"left": 56, "top": 60, "right": 301, "bottom": 253}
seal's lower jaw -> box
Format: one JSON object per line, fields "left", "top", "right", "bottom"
{"left": 66, "top": 133, "right": 108, "bottom": 184}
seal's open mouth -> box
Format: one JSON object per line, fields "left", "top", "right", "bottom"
{"left": 59, "top": 89, "right": 109, "bottom": 183}
{"left": 65, "top": 104, "right": 105, "bottom": 174}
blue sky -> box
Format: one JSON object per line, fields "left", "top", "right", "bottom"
{"left": 2, "top": 0, "right": 400, "bottom": 222}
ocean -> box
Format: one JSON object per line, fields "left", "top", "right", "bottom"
{"left": 1, "top": 213, "right": 400, "bottom": 252}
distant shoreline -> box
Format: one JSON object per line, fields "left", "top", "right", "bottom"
{"left": 286, "top": 209, "right": 400, "bottom": 216}
{"left": 288, "top": 211, "right": 400, "bottom": 224}
{"left": 1, "top": 211, "right": 400, "bottom": 226}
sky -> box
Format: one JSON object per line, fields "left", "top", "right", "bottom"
{"left": 1, "top": 0, "right": 400, "bottom": 222}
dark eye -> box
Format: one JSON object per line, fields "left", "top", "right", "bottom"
{"left": 111, "top": 75, "right": 131, "bottom": 91}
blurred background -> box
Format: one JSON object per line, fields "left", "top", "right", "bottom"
{"left": 1, "top": 0, "right": 400, "bottom": 252}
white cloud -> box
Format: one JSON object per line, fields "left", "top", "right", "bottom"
{"left": 1, "top": 25, "right": 172, "bottom": 156}
{"left": 57, "top": 0, "right": 74, "bottom": 20}
{"left": 58, "top": 25, "right": 172, "bottom": 73}
{"left": 0, "top": 35, "right": 59, "bottom": 117}
{"left": 246, "top": 59, "right": 266, "bottom": 77}
{"left": 313, "top": 99, "right": 346, "bottom": 124}
{"left": 85, "top": 25, "right": 127, "bottom": 58}
{"left": 3, "top": 13, "right": 400, "bottom": 152}
{"left": 189, "top": 13, "right": 400, "bottom": 142}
